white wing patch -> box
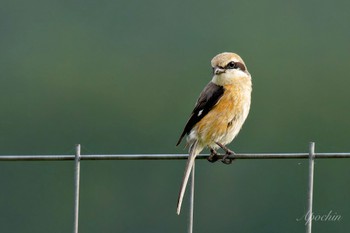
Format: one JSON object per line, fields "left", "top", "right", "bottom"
{"left": 197, "top": 109, "right": 203, "bottom": 116}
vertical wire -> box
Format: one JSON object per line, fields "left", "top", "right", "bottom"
{"left": 306, "top": 142, "right": 315, "bottom": 233}
{"left": 188, "top": 162, "right": 195, "bottom": 233}
{"left": 73, "top": 144, "right": 81, "bottom": 233}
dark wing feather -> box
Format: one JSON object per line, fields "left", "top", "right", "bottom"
{"left": 176, "top": 82, "right": 224, "bottom": 146}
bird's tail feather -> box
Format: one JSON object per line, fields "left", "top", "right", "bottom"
{"left": 176, "top": 140, "right": 201, "bottom": 215}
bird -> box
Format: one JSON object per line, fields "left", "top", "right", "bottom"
{"left": 176, "top": 52, "right": 252, "bottom": 215}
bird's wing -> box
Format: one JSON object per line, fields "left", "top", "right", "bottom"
{"left": 176, "top": 81, "right": 224, "bottom": 146}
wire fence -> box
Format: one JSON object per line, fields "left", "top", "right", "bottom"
{"left": 1, "top": 142, "right": 350, "bottom": 233}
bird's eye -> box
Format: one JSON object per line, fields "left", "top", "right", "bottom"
{"left": 226, "top": 61, "right": 237, "bottom": 69}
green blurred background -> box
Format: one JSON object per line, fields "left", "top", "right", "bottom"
{"left": 1, "top": 0, "right": 350, "bottom": 232}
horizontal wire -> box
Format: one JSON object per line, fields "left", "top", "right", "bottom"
{"left": 0, "top": 153, "right": 350, "bottom": 161}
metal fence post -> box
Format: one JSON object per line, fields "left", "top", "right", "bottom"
{"left": 188, "top": 162, "right": 195, "bottom": 233}
{"left": 73, "top": 144, "right": 81, "bottom": 233}
{"left": 306, "top": 142, "right": 315, "bottom": 233}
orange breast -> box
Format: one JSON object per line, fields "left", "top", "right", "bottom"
{"left": 195, "top": 84, "right": 245, "bottom": 144}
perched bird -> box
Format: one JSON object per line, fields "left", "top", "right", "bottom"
{"left": 176, "top": 52, "right": 252, "bottom": 215}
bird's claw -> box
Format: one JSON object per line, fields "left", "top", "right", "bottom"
{"left": 221, "top": 156, "right": 233, "bottom": 164}
{"left": 208, "top": 148, "right": 219, "bottom": 163}
{"left": 208, "top": 145, "right": 235, "bottom": 164}
{"left": 221, "top": 151, "right": 234, "bottom": 165}
{"left": 207, "top": 155, "right": 219, "bottom": 163}
{"left": 214, "top": 142, "right": 234, "bottom": 164}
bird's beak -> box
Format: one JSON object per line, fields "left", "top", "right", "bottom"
{"left": 213, "top": 67, "right": 225, "bottom": 75}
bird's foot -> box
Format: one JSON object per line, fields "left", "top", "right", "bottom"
{"left": 207, "top": 148, "right": 220, "bottom": 163}
{"left": 216, "top": 142, "right": 235, "bottom": 164}
{"left": 221, "top": 151, "right": 234, "bottom": 164}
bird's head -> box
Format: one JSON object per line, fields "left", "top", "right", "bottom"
{"left": 211, "top": 52, "right": 251, "bottom": 86}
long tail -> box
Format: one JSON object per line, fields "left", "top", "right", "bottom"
{"left": 176, "top": 140, "right": 201, "bottom": 215}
